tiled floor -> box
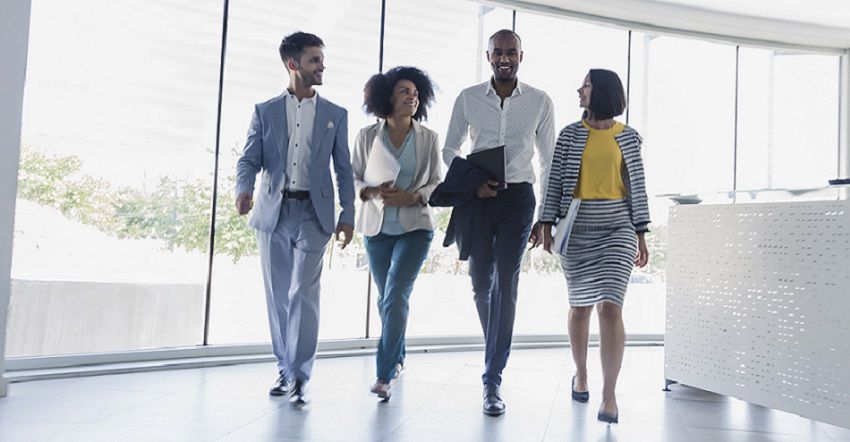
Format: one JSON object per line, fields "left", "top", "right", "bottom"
{"left": 1, "top": 347, "right": 848, "bottom": 441}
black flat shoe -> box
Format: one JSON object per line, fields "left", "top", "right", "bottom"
{"left": 571, "top": 375, "right": 589, "bottom": 403}
{"left": 597, "top": 410, "right": 618, "bottom": 424}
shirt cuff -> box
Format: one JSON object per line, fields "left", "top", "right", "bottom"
{"left": 634, "top": 223, "right": 650, "bottom": 233}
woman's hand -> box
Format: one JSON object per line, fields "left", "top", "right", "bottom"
{"left": 381, "top": 187, "right": 421, "bottom": 207}
{"left": 541, "top": 223, "right": 554, "bottom": 254}
{"left": 634, "top": 232, "right": 649, "bottom": 268}
{"left": 360, "top": 181, "right": 394, "bottom": 201}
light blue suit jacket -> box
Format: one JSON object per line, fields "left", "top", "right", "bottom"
{"left": 236, "top": 93, "right": 355, "bottom": 235}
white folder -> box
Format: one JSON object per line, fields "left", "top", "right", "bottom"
{"left": 553, "top": 199, "right": 582, "bottom": 255}
{"left": 363, "top": 139, "right": 401, "bottom": 187}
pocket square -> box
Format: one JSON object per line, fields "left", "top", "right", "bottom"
{"left": 327, "top": 120, "right": 334, "bottom": 129}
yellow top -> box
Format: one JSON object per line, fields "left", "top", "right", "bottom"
{"left": 574, "top": 120, "right": 627, "bottom": 199}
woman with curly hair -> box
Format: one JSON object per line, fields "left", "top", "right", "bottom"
{"left": 351, "top": 66, "right": 442, "bottom": 399}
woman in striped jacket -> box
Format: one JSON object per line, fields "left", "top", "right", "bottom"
{"left": 539, "top": 69, "right": 650, "bottom": 424}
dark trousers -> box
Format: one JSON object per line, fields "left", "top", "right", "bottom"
{"left": 467, "top": 183, "right": 534, "bottom": 387}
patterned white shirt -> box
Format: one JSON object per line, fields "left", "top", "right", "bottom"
{"left": 284, "top": 90, "right": 317, "bottom": 191}
{"left": 443, "top": 79, "right": 555, "bottom": 215}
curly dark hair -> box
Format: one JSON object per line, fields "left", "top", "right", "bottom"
{"left": 278, "top": 32, "right": 324, "bottom": 68}
{"left": 363, "top": 66, "right": 435, "bottom": 121}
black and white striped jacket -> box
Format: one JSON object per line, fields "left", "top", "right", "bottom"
{"left": 539, "top": 121, "right": 651, "bottom": 232}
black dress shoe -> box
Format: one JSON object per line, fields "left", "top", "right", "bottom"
{"left": 571, "top": 375, "right": 589, "bottom": 403}
{"left": 269, "top": 373, "right": 289, "bottom": 396}
{"left": 597, "top": 410, "right": 618, "bottom": 424}
{"left": 289, "top": 380, "right": 308, "bottom": 404}
{"left": 482, "top": 385, "right": 506, "bottom": 416}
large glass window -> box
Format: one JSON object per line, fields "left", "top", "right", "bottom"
{"left": 629, "top": 33, "right": 737, "bottom": 196}
{"left": 7, "top": 0, "right": 843, "bottom": 358}
{"left": 209, "top": 0, "right": 381, "bottom": 344}
{"left": 737, "top": 48, "right": 840, "bottom": 191}
{"left": 9, "top": 0, "right": 223, "bottom": 356}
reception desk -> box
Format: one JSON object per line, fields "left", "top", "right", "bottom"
{"left": 665, "top": 198, "right": 850, "bottom": 428}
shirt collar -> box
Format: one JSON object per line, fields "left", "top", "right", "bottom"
{"left": 485, "top": 78, "right": 523, "bottom": 97}
{"left": 285, "top": 89, "right": 318, "bottom": 104}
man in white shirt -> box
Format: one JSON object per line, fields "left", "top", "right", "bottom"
{"left": 235, "top": 32, "right": 355, "bottom": 404}
{"left": 443, "top": 29, "right": 555, "bottom": 416}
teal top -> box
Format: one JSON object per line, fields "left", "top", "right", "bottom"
{"left": 381, "top": 126, "right": 417, "bottom": 235}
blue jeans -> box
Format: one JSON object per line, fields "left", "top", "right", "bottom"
{"left": 365, "top": 229, "right": 434, "bottom": 382}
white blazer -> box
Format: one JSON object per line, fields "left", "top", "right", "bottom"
{"left": 352, "top": 120, "right": 443, "bottom": 236}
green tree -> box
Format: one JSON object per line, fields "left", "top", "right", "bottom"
{"left": 17, "top": 146, "right": 258, "bottom": 261}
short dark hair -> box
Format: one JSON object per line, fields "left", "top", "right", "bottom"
{"left": 488, "top": 29, "right": 522, "bottom": 48}
{"left": 586, "top": 69, "right": 626, "bottom": 120}
{"left": 279, "top": 32, "right": 324, "bottom": 68}
{"left": 363, "top": 66, "right": 435, "bottom": 121}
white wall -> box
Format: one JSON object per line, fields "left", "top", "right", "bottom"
{"left": 0, "top": 0, "right": 33, "bottom": 397}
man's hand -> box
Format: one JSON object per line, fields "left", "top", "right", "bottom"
{"left": 382, "top": 187, "right": 421, "bottom": 207}
{"left": 236, "top": 192, "right": 253, "bottom": 215}
{"left": 475, "top": 180, "right": 499, "bottom": 198}
{"left": 528, "top": 221, "right": 542, "bottom": 249}
{"left": 634, "top": 232, "right": 649, "bottom": 268}
{"left": 541, "top": 223, "right": 554, "bottom": 254}
{"left": 335, "top": 223, "right": 354, "bottom": 249}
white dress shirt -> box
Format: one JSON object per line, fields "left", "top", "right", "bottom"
{"left": 284, "top": 90, "right": 317, "bottom": 191}
{"left": 443, "top": 79, "right": 555, "bottom": 215}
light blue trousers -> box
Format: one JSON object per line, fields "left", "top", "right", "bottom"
{"left": 256, "top": 199, "right": 330, "bottom": 383}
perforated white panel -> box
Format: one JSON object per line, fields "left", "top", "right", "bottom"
{"left": 666, "top": 200, "right": 850, "bottom": 428}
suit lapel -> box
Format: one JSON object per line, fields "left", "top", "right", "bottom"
{"left": 269, "top": 94, "right": 289, "bottom": 166}
{"left": 311, "top": 96, "right": 330, "bottom": 158}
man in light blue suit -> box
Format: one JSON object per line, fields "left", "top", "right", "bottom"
{"left": 235, "top": 32, "right": 355, "bottom": 404}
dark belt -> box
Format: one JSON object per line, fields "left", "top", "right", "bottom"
{"left": 281, "top": 189, "right": 310, "bottom": 200}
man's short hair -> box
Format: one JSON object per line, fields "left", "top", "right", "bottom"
{"left": 488, "top": 29, "right": 522, "bottom": 48}
{"left": 279, "top": 31, "right": 324, "bottom": 68}
{"left": 587, "top": 69, "right": 626, "bottom": 120}
{"left": 363, "top": 66, "right": 435, "bottom": 121}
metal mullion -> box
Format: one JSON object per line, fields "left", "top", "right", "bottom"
{"left": 733, "top": 45, "right": 740, "bottom": 194}
{"left": 626, "top": 30, "right": 632, "bottom": 124}
{"left": 202, "top": 0, "right": 230, "bottom": 346}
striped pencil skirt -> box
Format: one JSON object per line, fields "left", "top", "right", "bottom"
{"left": 559, "top": 199, "right": 637, "bottom": 308}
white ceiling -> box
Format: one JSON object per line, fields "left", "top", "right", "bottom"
{"left": 653, "top": 0, "right": 850, "bottom": 29}
{"left": 488, "top": 0, "right": 850, "bottom": 49}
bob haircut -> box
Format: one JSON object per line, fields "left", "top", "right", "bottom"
{"left": 586, "top": 69, "right": 627, "bottom": 120}
{"left": 363, "top": 66, "right": 435, "bottom": 121}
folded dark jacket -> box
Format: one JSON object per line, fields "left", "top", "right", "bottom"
{"left": 428, "top": 157, "right": 491, "bottom": 260}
